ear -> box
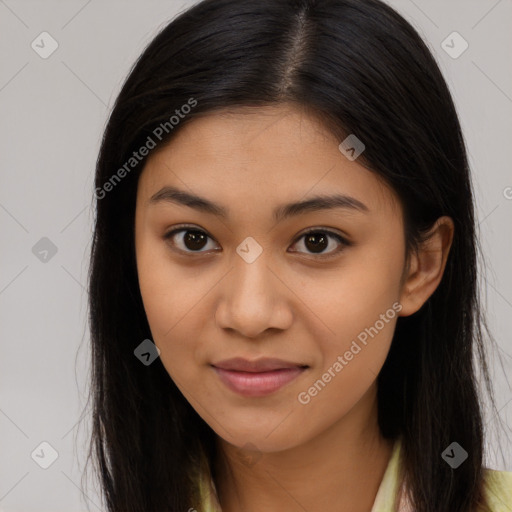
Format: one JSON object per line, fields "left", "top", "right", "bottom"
{"left": 398, "top": 216, "right": 455, "bottom": 317}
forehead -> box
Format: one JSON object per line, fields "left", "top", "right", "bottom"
{"left": 137, "top": 104, "right": 400, "bottom": 217}
{"left": 151, "top": 104, "right": 338, "bottom": 163}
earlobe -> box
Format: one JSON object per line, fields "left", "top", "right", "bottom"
{"left": 398, "top": 216, "right": 454, "bottom": 317}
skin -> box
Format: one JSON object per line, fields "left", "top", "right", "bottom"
{"left": 134, "top": 103, "right": 454, "bottom": 512}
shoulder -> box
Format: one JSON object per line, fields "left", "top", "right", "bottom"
{"left": 481, "top": 467, "right": 512, "bottom": 511}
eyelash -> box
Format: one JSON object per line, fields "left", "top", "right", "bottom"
{"left": 163, "top": 224, "right": 351, "bottom": 259}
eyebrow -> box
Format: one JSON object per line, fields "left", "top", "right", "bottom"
{"left": 148, "top": 185, "right": 369, "bottom": 222}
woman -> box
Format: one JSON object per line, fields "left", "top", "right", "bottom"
{"left": 85, "top": 0, "right": 512, "bottom": 510}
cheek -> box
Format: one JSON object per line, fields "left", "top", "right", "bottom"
{"left": 136, "top": 234, "right": 195, "bottom": 334}
{"left": 294, "top": 306, "right": 397, "bottom": 440}
{"left": 293, "top": 239, "right": 403, "bottom": 417}
{"left": 340, "top": 231, "right": 405, "bottom": 321}
{"left": 136, "top": 242, "right": 171, "bottom": 334}
{"left": 135, "top": 237, "right": 217, "bottom": 386}
{"left": 303, "top": 235, "right": 404, "bottom": 341}
{"left": 136, "top": 238, "right": 188, "bottom": 349}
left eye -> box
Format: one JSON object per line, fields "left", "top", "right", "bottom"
{"left": 163, "top": 226, "right": 349, "bottom": 257}
{"left": 290, "top": 229, "right": 349, "bottom": 257}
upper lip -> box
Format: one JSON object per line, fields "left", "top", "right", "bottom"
{"left": 211, "top": 357, "right": 308, "bottom": 373}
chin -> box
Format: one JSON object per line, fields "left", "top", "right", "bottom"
{"left": 215, "top": 426, "right": 306, "bottom": 455}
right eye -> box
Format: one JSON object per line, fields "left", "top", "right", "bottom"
{"left": 163, "top": 225, "right": 220, "bottom": 254}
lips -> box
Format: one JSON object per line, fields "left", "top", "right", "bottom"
{"left": 211, "top": 357, "right": 309, "bottom": 397}
{"left": 212, "top": 357, "right": 308, "bottom": 372}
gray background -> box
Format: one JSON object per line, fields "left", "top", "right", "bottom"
{"left": 1, "top": 1, "right": 511, "bottom": 511}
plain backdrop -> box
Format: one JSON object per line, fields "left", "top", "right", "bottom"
{"left": 1, "top": 1, "right": 511, "bottom": 511}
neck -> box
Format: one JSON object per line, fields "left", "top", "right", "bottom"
{"left": 213, "top": 385, "right": 395, "bottom": 512}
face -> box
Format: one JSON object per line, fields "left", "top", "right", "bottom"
{"left": 134, "top": 104, "right": 409, "bottom": 453}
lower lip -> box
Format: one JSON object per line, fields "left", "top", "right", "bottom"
{"left": 212, "top": 366, "right": 306, "bottom": 397}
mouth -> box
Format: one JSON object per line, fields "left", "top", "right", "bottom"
{"left": 211, "top": 357, "right": 309, "bottom": 397}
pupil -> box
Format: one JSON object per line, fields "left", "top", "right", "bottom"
{"left": 184, "top": 230, "right": 207, "bottom": 250}
{"left": 305, "top": 232, "right": 327, "bottom": 253}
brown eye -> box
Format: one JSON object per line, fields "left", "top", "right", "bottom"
{"left": 290, "top": 229, "right": 349, "bottom": 257}
{"left": 164, "top": 227, "right": 218, "bottom": 253}
{"left": 304, "top": 232, "right": 329, "bottom": 253}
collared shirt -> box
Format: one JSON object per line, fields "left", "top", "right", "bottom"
{"left": 197, "top": 437, "right": 512, "bottom": 511}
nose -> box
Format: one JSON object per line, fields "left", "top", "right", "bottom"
{"left": 214, "top": 256, "right": 293, "bottom": 339}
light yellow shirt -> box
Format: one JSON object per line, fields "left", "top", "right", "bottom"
{"left": 196, "top": 438, "right": 512, "bottom": 511}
